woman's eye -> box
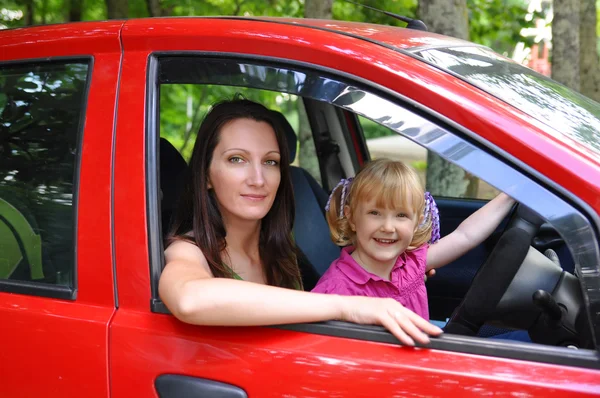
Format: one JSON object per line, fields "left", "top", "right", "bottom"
{"left": 229, "top": 156, "right": 244, "bottom": 164}
{"left": 264, "top": 159, "right": 279, "bottom": 166}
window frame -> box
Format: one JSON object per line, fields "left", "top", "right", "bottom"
{"left": 146, "top": 53, "right": 600, "bottom": 369}
{"left": 0, "top": 57, "right": 92, "bottom": 300}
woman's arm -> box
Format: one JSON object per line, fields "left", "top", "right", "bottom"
{"left": 160, "top": 241, "right": 442, "bottom": 346}
{"left": 426, "top": 192, "right": 516, "bottom": 271}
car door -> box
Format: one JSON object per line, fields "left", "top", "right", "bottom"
{"left": 109, "top": 17, "right": 600, "bottom": 397}
{"left": 0, "top": 22, "right": 122, "bottom": 397}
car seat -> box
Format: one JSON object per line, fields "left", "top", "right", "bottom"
{"left": 0, "top": 196, "right": 44, "bottom": 281}
{"left": 271, "top": 111, "right": 341, "bottom": 290}
{"left": 159, "top": 137, "right": 188, "bottom": 236}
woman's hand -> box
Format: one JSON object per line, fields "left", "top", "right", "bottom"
{"left": 338, "top": 296, "right": 443, "bottom": 346}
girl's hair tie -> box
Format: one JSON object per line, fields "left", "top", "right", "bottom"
{"left": 325, "top": 177, "right": 354, "bottom": 218}
{"left": 420, "top": 191, "right": 440, "bottom": 244}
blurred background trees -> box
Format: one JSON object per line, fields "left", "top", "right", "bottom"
{"left": 1, "top": 0, "right": 599, "bottom": 197}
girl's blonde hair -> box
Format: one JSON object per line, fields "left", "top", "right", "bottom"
{"left": 326, "top": 159, "right": 432, "bottom": 248}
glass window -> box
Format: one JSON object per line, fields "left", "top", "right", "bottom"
{"left": 0, "top": 61, "right": 88, "bottom": 289}
{"left": 359, "top": 116, "right": 499, "bottom": 200}
{"left": 413, "top": 46, "right": 600, "bottom": 156}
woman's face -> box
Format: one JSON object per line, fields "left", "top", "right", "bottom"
{"left": 209, "top": 118, "right": 282, "bottom": 224}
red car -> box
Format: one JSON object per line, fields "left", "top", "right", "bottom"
{"left": 1, "top": 17, "right": 599, "bottom": 397}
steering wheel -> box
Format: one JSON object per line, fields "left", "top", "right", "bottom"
{"left": 444, "top": 203, "right": 544, "bottom": 336}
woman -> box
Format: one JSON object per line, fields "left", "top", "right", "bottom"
{"left": 159, "top": 98, "right": 442, "bottom": 346}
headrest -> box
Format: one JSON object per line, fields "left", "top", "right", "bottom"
{"left": 159, "top": 137, "right": 187, "bottom": 208}
{"left": 271, "top": 110, "right": 297, "bottom": 163}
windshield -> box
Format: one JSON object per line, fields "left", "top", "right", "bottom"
{"left": 412, "top": 46, "right": 600, "bottom": 156}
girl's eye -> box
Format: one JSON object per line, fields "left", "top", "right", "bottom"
{"left": 397, "top": 213, "right": 407, "bottom": 218}
{"left": 229, "top": 156, "right": 245, "bottom": 164}
{"left": 264, "top": 159, "right": 279, "bottom": 166}
{"left": 368, "top": 210, "right": 379, "bottom": 216}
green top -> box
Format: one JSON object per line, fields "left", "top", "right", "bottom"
{"left": 229, "top": 267, "right": 243, "bottom": 281}
{"left": 224, "top": 264, "right": 301, "bottom": 290}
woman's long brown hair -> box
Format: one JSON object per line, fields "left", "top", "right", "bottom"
{"left": 168, "top": 98, "right": 302, "bottom": 290}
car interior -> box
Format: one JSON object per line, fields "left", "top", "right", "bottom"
{"left": 155, "top": 82, "right": 595, "bottom": 351}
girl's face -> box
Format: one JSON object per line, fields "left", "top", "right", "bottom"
{"left": 347, "top": 196, "right": 418, "bottom": 270}
{"left": 209, "top": 118, "right": 281, "bottom": 225}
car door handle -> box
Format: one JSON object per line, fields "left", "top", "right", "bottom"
{"left": 155, "top": 374, "right": 248, "bottom": 398}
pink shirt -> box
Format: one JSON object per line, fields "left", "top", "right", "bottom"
{"left": 312, "top": 245, "right": 429, "bottom": 320}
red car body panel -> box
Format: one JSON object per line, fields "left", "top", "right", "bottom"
{"left": 0, "top": 21, "right": 123, "bottom": 397}
{"left": 1, "top": 17, "right": 599, "bottom": 397}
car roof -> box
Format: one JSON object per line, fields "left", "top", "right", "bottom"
{"left": 255, "top": 17, "right": 473, "bottom": 51}
{"left": 0, "top": 16, "right": 470, "bottom": 52}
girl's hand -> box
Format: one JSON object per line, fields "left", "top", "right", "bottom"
{"left": 338, "top": 296, "right": 443, "bottom": 346}
{"left": 424, "top": 269, "right": 436, "bottom": 282}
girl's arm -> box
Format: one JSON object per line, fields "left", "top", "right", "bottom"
{"left": 426, "top": 192, "right": 516, "bottom": 271}
{"left": 160, "top": 240, "right": 442, "bottom": 346}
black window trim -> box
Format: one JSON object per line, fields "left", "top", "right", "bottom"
{"left": 146, "top": 52, "right": 600, "bottom": 369}
{"left": 147, "top": 54, "right": 162, "bottom": 305}
{"left": 0, "top": 56, "right": 92, "bottom": 300}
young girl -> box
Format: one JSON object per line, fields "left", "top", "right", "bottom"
{"left": 312, "top": 158, "right": 515, "bottom": 320}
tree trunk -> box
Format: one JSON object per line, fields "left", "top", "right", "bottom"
{"left": 425, "top": 154, "right": 469, "bottom": 197}
{"left": 297, "top": 100, "right": 321, "bottom": 184}
{"left": 146, "top": 0, "right": 162, "bottom": 17}
{"left": 68, "top": 0, "right": 83, "bottom": 22}
{"left": 418, "top": 0, "right": 468, "bottom": 40}
{"left": 552, "top": 0, "right": 581, "bottom": 91}
{"left": 579, "top": 0, "right": 600, "bottom": 102}
{"left": 298, "top": 0, "right": 332, "bottom": 183}
{"left": 25, "top": 0, "right": 34, "bottom": 25}
{"left": 105, "top": 0, "right": 128, "bottom": 19}
{"left": 304, "top": 0, "right": 333, "bottom": 19}
{"left": 41, "top": 0, "right": 47, "bottom": 24}
{"left": 418, "top": 0, "right": 470, "bottom": 198}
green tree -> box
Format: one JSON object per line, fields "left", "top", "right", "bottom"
{"left": 417, "top": 0, "right": 470, "bottom": 197}
{"left": 469, "top": 0, "right": 537, "bottom": 56}
{"left": 552, "top": 0, "right": 600, "bottom": 102}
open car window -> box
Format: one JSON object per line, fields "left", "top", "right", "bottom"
{"left": 359, "top": 115, "right": 500, "bottom": 200}
{"left": 148, "top": 55, "right": 600, "bottom": 367}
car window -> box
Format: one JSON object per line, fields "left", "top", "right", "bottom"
{"left": 0, "top": 61, "right": 88, "bottom": 293}
{"left": 148, "top": 56, "right": 600, "bottom": 365}
{"left": 360, "top": 116, "right": 499, "bottom": 200}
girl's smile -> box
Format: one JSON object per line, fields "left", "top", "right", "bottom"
{"left": 373, "top": 238, "right": 398, "bottom": 245}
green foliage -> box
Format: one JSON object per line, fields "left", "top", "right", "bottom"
{"left": 468, "top": 0, "right": 538, "bottom": 56}
{"left": 332, "top": 0, "right": 417, "bottom": 26}
{"left": 359, "top": 115, "right": 393, "bottom": 139}
{"left": 160, "top": 84, "right": 299, "bottom": 160}
{"left": 0, "top": 1, "right": 27, "bottom": 28}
